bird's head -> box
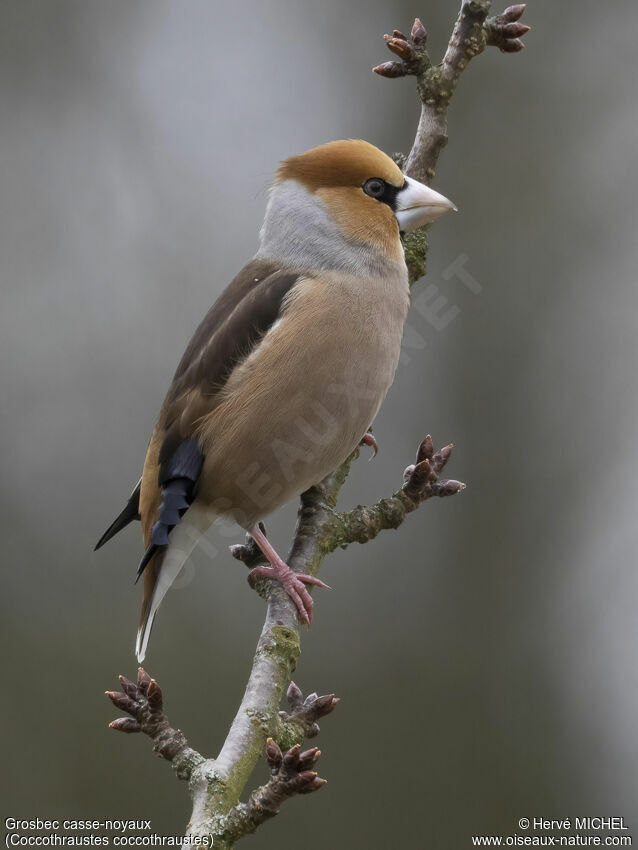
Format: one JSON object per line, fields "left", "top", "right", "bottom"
{"left": 259, "top": 139, "right": 455, "bottom": 273}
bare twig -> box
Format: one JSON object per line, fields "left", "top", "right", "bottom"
{"left": 106, "top": 668, "right": 204, "bottom": 780}
{"left": 375, "top": 2, "right": 530, "bottom": 186}
{"left": 229, "top": 522, "right": 268, "bottom": 568}
{"left": 375, "top": 2, "right": 529, "bottom": 285}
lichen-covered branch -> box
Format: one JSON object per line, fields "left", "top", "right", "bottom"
{"left": 327, "top": 437, "right": 465, "bottom": 551}
{"left": 183, "top": 461, "right": 351, "bottom": 847}
{"left": 209, "top": 683, "right": 338, "bottom": 844}
{"left": 218, "top": 740, "right": 326, "bottom": 842}
{"left": 106, "top": 4, "right": 530, "bottom": 847}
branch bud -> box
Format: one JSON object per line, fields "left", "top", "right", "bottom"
{"left": 386, "top": 38, "right": 413, "bottom": 62}
{"left": 119, "top": 675, "right": 139, "bottom": 700}
{"left": 432, "top": 444, "right": 453, "bottom": 474}
{"left": 105, "top": 690, "right": 137, "bottom": 714}
{"left": 109, "top": 717, "right": 141, "bottom": 733}
{"left": 417, "top": 434, "right": 434, "bottom": 463}
{"left": 411, "top": 18, "right": 427, "bottom": 46}
{"left": 137, "top": 667, "right": 152, "bottom": 693}
{"left": 502, "top": 4, "right": 526, "bottom": 22}
{"left": 502, "top": 22, "right": 530, "bottom": 38}
{"left": 286, "top": 681, "right": 304, "bottom": 709}
{"left": 298, "top": 776, "right": 327, "bottom": 794}
{"left": 146, "top": 679, "right": 163, "bottom": 711}
{"left": 283, "top": 743, "right": 301, "bottom": 767}
{"left": 373, "top": 61, "right": 407, "bottom": 78}
{"left": 298, "top": 747, "right": 321, "bottom": 771}
{"left": 432, "top": 479, "right": 466, "bottom": 497}
{"left": 266, "top": 737, "right": 283, "bottom": 770}
{"left": 312, "top": 693, "right": 338, "bottom": 716}
{"left": 501, "top": 37, "right": 525, "bottom": 52}
{"left": 407, "top": 458, "right": 432, "bottom": 492}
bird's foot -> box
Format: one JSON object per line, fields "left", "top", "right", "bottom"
{"left": 360, "top": 431, "right": 379, "bottom": 458}
{"left": 248, "top": 562, "right": 329, "bottom": 624}
{"left": 247, "top": 522, "right": 329, "bottom": 624}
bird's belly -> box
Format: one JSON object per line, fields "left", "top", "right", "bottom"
{"left": 199, "top": 363, "right": 392, "bottom": 526}
{"left": 196, "top": 270, "right": 409, "bottom": 526}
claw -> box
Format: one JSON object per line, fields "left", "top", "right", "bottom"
{"left": 360, "top": 431, "right": 379, "bottom": 458}
{"left": 296, "top": 573, "right": 331, "bottom": 590}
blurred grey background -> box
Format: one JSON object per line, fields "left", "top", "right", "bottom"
{"left": 2, "top": 0, "right": 637, "bottom": 847}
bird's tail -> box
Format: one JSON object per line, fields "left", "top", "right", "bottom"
{"left": 135, "top": 503, "right": 211, "bottom": 663}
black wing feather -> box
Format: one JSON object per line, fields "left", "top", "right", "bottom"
{"left": 135, "top": 438, "right": 204, "bottom": 582}
{"left": 94, "top": 479, "right": 142, "bottom": 550}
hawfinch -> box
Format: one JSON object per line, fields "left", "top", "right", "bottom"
{"left": 95, "top": 139, "right": 454, "bottom": 662}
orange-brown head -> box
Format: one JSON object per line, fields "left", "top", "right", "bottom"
{"left": 278, "top": 140, "right": 404, "bottom": 261}
{"left": 260, "top": 139, "right": 455, "bottom": 273}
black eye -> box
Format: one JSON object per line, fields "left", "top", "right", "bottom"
{"left": 363, "top": 178, "right": 386, "bottom": 199}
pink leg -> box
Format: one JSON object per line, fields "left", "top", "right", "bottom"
{"left": 247, "top": 524, "right": 329, "bottom": 624}
{"left": 361, "top": 431, "right": 379, "bottom": 457}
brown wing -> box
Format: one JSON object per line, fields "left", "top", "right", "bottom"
{"left": 155, "top": 259, "right": 302, "bottom": 478}
{"left": 96, "top": 257, "right": 302, "bottom": 552}
{"left": 135, "top": 259, "right": 302, "bottom": 649}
